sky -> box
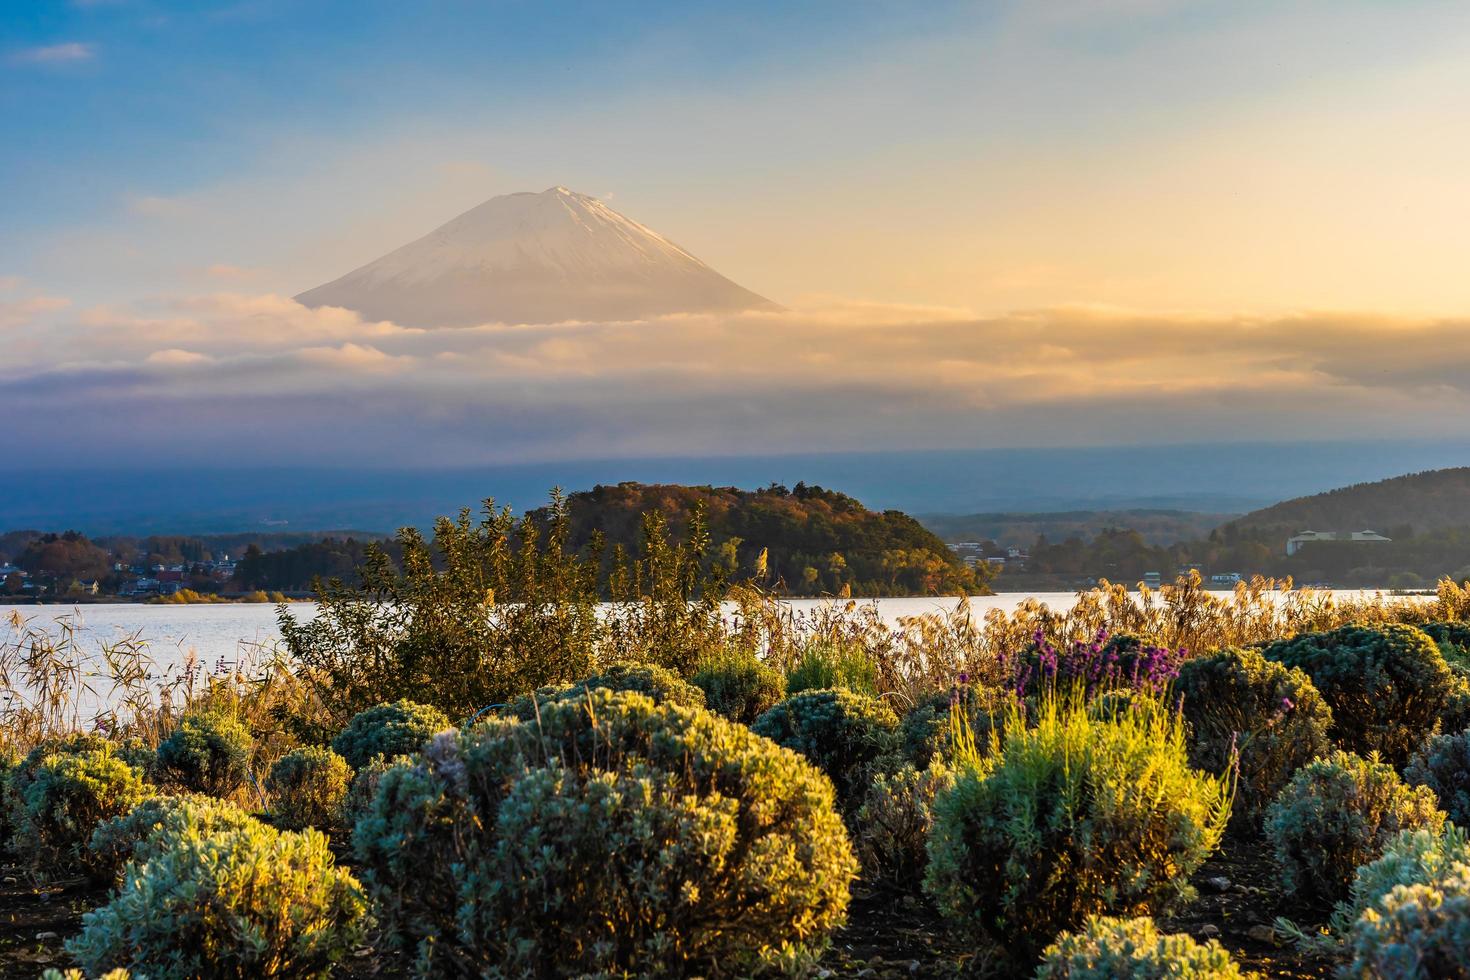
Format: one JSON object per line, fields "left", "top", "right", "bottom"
{"left": 6, "top": 0, "right": 1470, "bottom": 469}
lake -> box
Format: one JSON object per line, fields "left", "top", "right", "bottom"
{"left": 4, "top": 590, "right": 1404, "bottom": 671}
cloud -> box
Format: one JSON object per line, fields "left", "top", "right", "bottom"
{"left": 7, "top": 43, "right": 96, "bottom": 66}
{"left": 6, "top": 290, "right": 1470, "bottom": 467}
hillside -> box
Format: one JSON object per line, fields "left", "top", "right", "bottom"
{"left": 1224, "top": 467, "right": 1470, "bottom": 537}
{"left": 920, "top": 509, "right": 1234, "bottom": 549}
{"left": 542, "top": 482, "right": 990, "bottom": 597}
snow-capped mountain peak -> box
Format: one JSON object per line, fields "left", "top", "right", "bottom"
{"left": 295, "top": 186, "right": 775, "bottom": 327}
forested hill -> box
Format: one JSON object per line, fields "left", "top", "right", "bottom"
{"left": 1223, "top": 467, "right": 1470, "bottom": 537}
{"left": 542, "top": 482, "right": 991, "bottom": 597}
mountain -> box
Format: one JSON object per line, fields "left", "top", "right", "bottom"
{"left": 1224, "top": 467, "right": 1470, "bottom": 537}
{"left": 295, "top": 186, "right": 776, "bottom": 327}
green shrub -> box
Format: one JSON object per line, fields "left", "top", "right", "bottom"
{"left": 1405, "top": 729, "right": 1470, "bottom": 826}
{"left": 16, "top": 748, "right": 151, "bottom": 875}
{"left": 4, "top": 734, "right": 110, "bottom": 853}
{"left": 690, "top": 646, "right": 786, "bottom": 724}
{"left": 41, "top": 969, "right": 132, "bottom": 980}
{"left": 786, "top": 639, "right": 879, "bottom": 697}
{"left": 68, "top": 823, "right": 368, "bottom": 979}
{"left": 354, "top": 689, "right": 856, "bottom": 977}
{"left": 330, "top": 699, "right": 449, "bottom": 771}
{"left": 899, "top": 687, "right": 1009, "bottom": 770}
{"left": 853, "top": 762, "right": 954, "bottom": 887}
{"left": 154, "top": 713, "right": 254, "bottom": 797}
{"left": 751, "top": 688, "right": 901, "bottom": 808}
{"left": 1281, "top": 825, "right": 1470, "bottom": 957}
{"left": 341, "top": 753, "right": 413, "bottom": 828}
{"left": 266, "top": 747, "right": 352, "bottom": 831}
{"left": 1263, "top": 625, "right": 1455, "bottom": 766}
{"left": 502, "top": 661, "right": 706, "bottom": 720}
{"left": 88, "top": 793, "right": 261, "bottom": 884}
{"left": 1265, "top": 750, "right": 1444, "bottom": 905}
{"left": 1177, "top": 647, "right": 1333, "bottom": 831}
{"left": 1345, "top": 855, "right": 1470, "bottom": 979}
{"left": 1422, "top": 621, "right": 1470, "bottom": 675}
{"left": 924, "top": 695, "right": 1232, "bottom": 956}
{"left": 1036, "top": 915, "right": 1254, "bottom": 979}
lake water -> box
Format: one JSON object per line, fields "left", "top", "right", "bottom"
{"left": 5, "top": 590, "right": 1407, "bottom": 673}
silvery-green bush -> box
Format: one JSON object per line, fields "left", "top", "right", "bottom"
{"left": 16, "top": 747, "right": 151, "bottom": 875}
{"left": 68, "top": 822, "right": 368, "bottom": 979}
{"left": 1266, "top": 750, "right": 1444, "bottom": 905}
{"left": 501, "top": 661, "right": 706, "bottom": 720}
{"left": 330, "top": 699, "right": 448, "bottom": 771}
{"left": 690, "top": 647, "right": 786, "bottom": 724}
{"left": 1035, "top": 915, "right": 1255, "bottom": 979}
{"left": 1404, "top": 728, "right": 1470, "bottom": 826}
{"left": 266, "top": 746, "right": 351, "bottom": 831}
{"left": 354, "top": 689, "right": 857, "bottom": 977}
{"left": 155, "top": 712, "right": 253, "bottom": 797}
{"left": 853, "top": 761, "right": 953, "bottom": 887}
{"left": 1176, "top": 647, "right": 1333, "bottom": 832}
{"left": 88, "top": 792, "right": 260, "bottom": 884}
{"left": 340, "top": 753, "right": 413, "bottom": 827}
{"left": 1263, "top": 625, "right": 1455, "bottom": 766}
{"left": 924, "top": 695, "right": 1231, "bottom": 957}
{"left": 1345, "top": 854, "right": 1470, "bottom": 979}
{"left": 751, "top": 687, "right": 901, "bottom": 809}
{"left": 898, "top": 686, "right": 1010, "bottom": 771}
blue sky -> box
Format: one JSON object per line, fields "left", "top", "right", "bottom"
{"left": 8, "top": 1, "right": 1470, "bottom": 469}
{"left": 2, "top": 1, "right": 974, "bottom": 238}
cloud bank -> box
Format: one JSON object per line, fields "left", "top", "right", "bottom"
{"left": 4, "top": 289, "right": 1469, "bottom": 467}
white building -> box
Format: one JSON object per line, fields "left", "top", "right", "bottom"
{"left": 1286, "top": 530, "right": 1392, "bottom": 557}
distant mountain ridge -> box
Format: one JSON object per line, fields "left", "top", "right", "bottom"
{"left": 295, "top": 186, "right": 776, "bottom": 327}
{"left": 1225, "top": 466, "right": 1470, "bottom": 536}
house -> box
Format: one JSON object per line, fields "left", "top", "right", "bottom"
{"left": 1285, "top": 530, "right": 1392, "bottom": 557}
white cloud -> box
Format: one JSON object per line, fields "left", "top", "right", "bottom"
{"left": 7, "top": 43, "right": 96, "bottom": 66}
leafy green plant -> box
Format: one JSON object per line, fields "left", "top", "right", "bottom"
{"left": 1265, "top": 750, "right": 1444, "bottom": 905}
{"left": 1036, "top": 915, "right": 1255, "bottom": 979}
{"left": 923, "top": 694, "right": 1232, "bottom": 957}
{"left": 88, "top": 793, "right": 261, "bottom": 884}
{"left": 266, "top": 747, "right": 352, "bottom": 831}
{"left": 41, "top": 968, "right": 133, "bottom": 980}
{"left": 853, "top": 761, "right": 953, "bottom": 888}
{"left": 1177, "top": 647, "right": 1333, "bottom": 831}
{"left": 330, "top": 699, "right": 449, "bottom": 771}
{"left": 1263, "top": 625, "right": 1456, "bottom": 766}
{"left": 68, "top": 823, "right": 369, "bottom": 979}
{"left": 502, "top": 661, "right": 706, "bottom": 719}
{"left": 15, "top": 747, "right": 151, "bottom": 875}
{"left": 1404, "top": 729, "right": 1470, "bottom": 826}
{"left": 785, "top": 639, "right": 880, "bottom": 697}
{"left": 751, "top": 687, "right": 901, "bottom": 809}
{"left": 354, "top": 689, "right": 856, "bottom": 977}
{"left": 155, "top": 712, "right": 254, "bottom": 798}
{"left": 689, "top": 646, "right": 786, "bottom": 724}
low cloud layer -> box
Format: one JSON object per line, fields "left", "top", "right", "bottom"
{"left": 5, "top": 287, "right": 1469, "bottom": 467}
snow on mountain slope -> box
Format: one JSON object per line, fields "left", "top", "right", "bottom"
{"left": 295, "top": 186, "right": 777, "bottom": 327}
